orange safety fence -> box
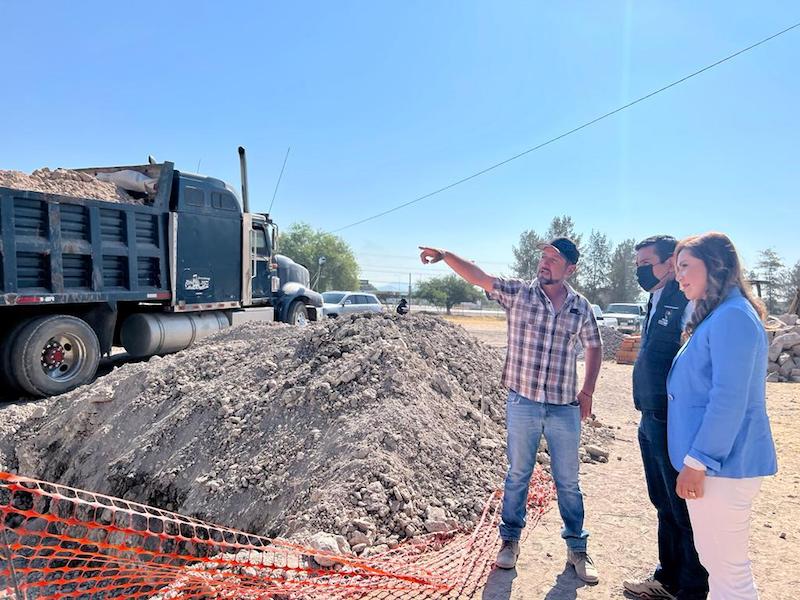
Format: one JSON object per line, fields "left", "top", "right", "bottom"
{"left": 1, "top": 469, "right": 554, "bottom": 599}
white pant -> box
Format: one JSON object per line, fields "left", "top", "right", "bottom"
{"left": 686, "top": 475, "right": 763, "bottom": 600}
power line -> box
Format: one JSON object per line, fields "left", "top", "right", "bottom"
{"left": 330, "top": 21, "right": 800, "bottom": 234}
{"left": 268, "top": 146, "right": 291, "bottom": 215}
{"left": 356, "top": 251, "right": 512, "bottom": 266}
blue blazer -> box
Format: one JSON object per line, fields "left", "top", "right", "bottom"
{"left": 666, "top": 287, "right": 778, "bottom": 478}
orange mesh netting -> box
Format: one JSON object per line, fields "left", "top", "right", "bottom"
{"left": 1, "top": 469, "right": 554, "bottom": 599}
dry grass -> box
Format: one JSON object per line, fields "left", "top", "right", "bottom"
{"left": 442, "top": 314, "right": 507, "bottom": 326}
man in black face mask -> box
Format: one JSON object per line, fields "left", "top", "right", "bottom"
{"left": 624, "top": 235, "right": 707, "bottom": 600}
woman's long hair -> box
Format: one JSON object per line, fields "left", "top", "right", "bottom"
{"left": 676, "top": 232, "right": 766, "bottom": 337}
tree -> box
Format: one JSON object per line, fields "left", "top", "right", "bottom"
{"left": 545, "top": 215, "right": 583, "bottom": 251}
{"left": 756, "top": 248, "right": 785, "bottom": 314}
{"left": 511, "top": 216, "right": 584, "bottom": 286}
{"left": 782, "top": 260, "right": 800, "bottom": 313}
{"left": 511, "top": 229, "right": 544, "bottom": 279}
{"left": 416, "top": 275, "right": 481, "bottom": 314}
{"left": 582, "top": 230, "right": 612, "bottom": 306}
{"left": 545, "top": 215, "right": 585, "bottom": 292}
{"left": 278, "top": 222, "right": 359, "bottom": 292}
{"left": 607, "top": 238, "right": 640, "bottom": 304}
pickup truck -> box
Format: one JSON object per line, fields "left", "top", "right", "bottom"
{"left": 0, "top": 148, "right": 321, "bottom": 397}
{"left": 603, "top": 302, "right": 647, "bottom": 334}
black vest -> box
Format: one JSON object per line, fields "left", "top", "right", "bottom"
{"left": 632, "top": 279, "right": 689, "bottom": 412}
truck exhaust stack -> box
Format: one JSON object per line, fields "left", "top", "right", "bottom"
{"left": 238, "top": 146, "right": 250, "bottom": 213}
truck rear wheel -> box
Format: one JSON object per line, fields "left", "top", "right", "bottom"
{"left": 0, "top": 319, "right": 31, "bottom": 393}
{"left": 286, "top": 300, "right": 309, "bottom": 326}
{"left": 11, "top": 315, "right": 101, "bottom": 397}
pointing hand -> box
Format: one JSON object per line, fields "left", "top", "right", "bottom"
{"left": 419, "top": 246, "right": 445, "bottom": 265}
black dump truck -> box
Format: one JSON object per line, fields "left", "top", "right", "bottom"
{"left": 0, "top": 148, "right": 322, "bottom": 397}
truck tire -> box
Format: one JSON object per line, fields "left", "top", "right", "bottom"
{"left": 286, "top": 300, "right": 309, "bottom": 326}
{"left": 10, "top": 315, "right": 101, "bottom": 398}
{"left": 0, "top": 319, "right": 32, "bottom": 393}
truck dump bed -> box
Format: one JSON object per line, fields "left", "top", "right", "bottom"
{"left": 0, "top": 164, "right": 174, "bottom": 306}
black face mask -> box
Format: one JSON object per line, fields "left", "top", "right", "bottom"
{"left": 636, "top": 264, "right": 662, "bottom": 291}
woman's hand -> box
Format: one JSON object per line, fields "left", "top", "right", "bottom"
{"left": 676, "top": 465, "right": 706, "bottom": 500}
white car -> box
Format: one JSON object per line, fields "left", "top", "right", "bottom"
{"left": 604, "top": 302, "right": 647, "bottom": 334}
{"left": 591, "top": 304, "right": 619, "bottom": 329}
{"left": 322, "top": 292, "right": 384, "bottom": 318}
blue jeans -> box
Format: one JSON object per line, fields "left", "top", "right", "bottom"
{"left": 499, "top": 390, "right": 589, "bottom": 552}
{"left": 638, "top": 410, "right": 708, "bottom": 599}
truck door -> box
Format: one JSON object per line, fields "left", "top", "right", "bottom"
{"left": 250, "top": 225, "right": 272, "bottom": 303}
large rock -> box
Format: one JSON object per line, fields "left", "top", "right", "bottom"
{"left": 309, "top": 532, "right": 345, "bottom": 566}
{"left": 779, "top": 359, "right": 797, "bottom": 377}
{"left": 777, "top": 314, "right": 799, "bottom": 327}
{"left": 769, "top": 332, "right": 800, "bottom": 362}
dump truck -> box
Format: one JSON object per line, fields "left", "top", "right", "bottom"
{"left": 0, "top": 148, "right": 322, "bottom": 397}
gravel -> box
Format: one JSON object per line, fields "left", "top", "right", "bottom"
{"left": 0, "top": 167, "right": 138, "bottom": 203}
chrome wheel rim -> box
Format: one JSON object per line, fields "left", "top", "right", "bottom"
{"left": 40, "top": 333, "right": 86, "bottom": 382}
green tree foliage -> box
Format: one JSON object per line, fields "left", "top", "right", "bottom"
{"left": 278, "top": 222, "right": 359, "bottom": 292}
{"left": 545, "top": 215, "right": 585, "bottom": 292}
{"left": 545, "top": 215, "right": 583, "bottom": 251}
{"left": 782, "top": 260, "right": 800, "bottom": 313}
{"left": 756, "top": 248, "right": 785, "bottom": 314}
{"left": 582, "top": 230, "right": 612, "bottom": 305}
{"left": 608, "top": 238, "right": 640, "bottom": 304}
{"left": 511, "top": 216, "right": 585, "bottom": 286}
{"left": 416, "top": 275, "right": 481, "bottom": 314}
{"left": 511, "top": 229, "right": 544, "bottom": 279}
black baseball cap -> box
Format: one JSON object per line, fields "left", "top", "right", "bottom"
{"left": 537, "top": 237, "right": 580, "bottom": 264}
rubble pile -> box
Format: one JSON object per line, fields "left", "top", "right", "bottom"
{"left": 599, "top": 326, "right": 627, "bottom": 360}
{"left": 5, "top": 313, "right": 614, "bottom": 557}
{"left": 766, "top": 314, "right": 800, "bottom": 383}
{"left": 0, "top": 167, "right": 137, "bottom": 203}
{"left": 576, "top": 325, "right": 626, "bottom": 361}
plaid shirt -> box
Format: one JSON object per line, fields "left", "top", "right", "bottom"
{"left": 488, "top": 277, "right": 602, "bottom": 405}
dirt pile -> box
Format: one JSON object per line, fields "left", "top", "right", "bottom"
{"left": 0, "top": 168, "right": 137, "bottom": 203}
{"left": 6, "top": 313, "right": 614, "bottom": 557}
{"left": 766, "top": 314, "right": 800, "bottom": 382}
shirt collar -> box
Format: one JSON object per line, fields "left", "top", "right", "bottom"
{"left": 532, "top": 278, "right": 577, "bottom": 307}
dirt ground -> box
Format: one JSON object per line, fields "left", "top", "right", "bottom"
{"left": 448, "top": 316, "right": 800, "bottom": 600}
{"left": 1, "top": 315, "right": 797, "bottom": 599}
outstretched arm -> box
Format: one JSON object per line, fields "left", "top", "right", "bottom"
{"left": 419, "top": 247, "right": 495, "bottom": 292}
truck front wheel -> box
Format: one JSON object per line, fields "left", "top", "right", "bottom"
{"left": 11, "top": 315, "right": 101, "bottom": 397}
{"left": 286, "top": 300, "right": 309, "bottom": 326}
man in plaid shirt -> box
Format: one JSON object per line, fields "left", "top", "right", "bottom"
{"left": 420, "top": 237, "right": 603, "bottom": 583}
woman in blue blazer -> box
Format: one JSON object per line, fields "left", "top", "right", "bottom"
{"left": 668, "top": 232, "right": 777, "bottom": 599}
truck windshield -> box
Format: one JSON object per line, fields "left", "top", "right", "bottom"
{"left": 606, "top": 304, "right": 640, "bottom": 315}
{"left": 322, "top": 292, "right": 346, "bottom": 304}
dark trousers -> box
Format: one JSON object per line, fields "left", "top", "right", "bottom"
{"left": 638, "top": 410, "right": 708, "bottom": 600}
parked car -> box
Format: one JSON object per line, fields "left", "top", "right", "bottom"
{"left": 604, "top": 302, "right": 647, "bottom": 333}
{"left": 322, "top": 292, "right": 384, "bottom": 317}
{"left": 591, "top": 304, "right": 619, "bottom": 329}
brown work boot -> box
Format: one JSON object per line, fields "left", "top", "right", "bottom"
{"left": 495, "top": 540, "right": 520, "bottom": 569}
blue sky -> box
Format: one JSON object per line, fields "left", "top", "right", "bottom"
{"left": 1, "top": 2, "right": 798, "bottom": 289}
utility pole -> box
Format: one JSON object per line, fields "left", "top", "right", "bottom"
{"left": 408, "top": 274, "right": 412, "bottom": 309}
